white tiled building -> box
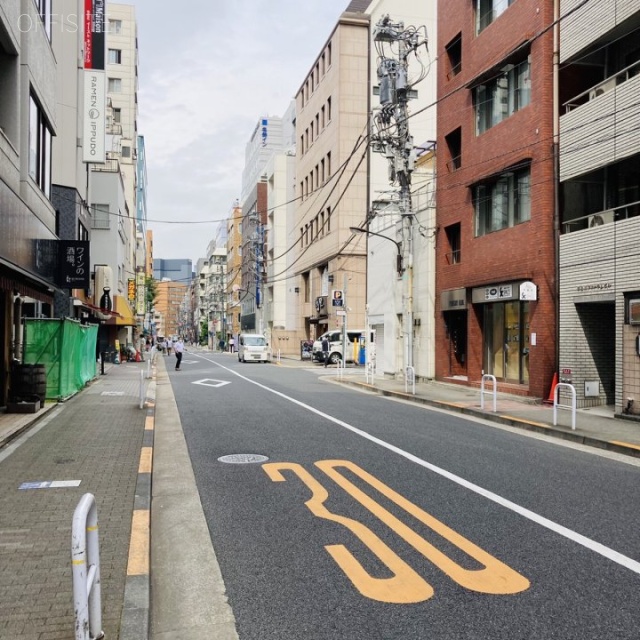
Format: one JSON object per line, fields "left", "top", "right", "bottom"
{"left": 558, "top": 0, "right": 640, "bottom": 411}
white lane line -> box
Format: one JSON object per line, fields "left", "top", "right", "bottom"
{"left": 191, "top": 353, "right": 640, "bottom": 576}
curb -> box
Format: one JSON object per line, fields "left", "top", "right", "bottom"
{"left": 119, "top": 363, "right": 156, "bottom": 640}
{"left": 336, "top": 378, "right": 640, "bottom": 460}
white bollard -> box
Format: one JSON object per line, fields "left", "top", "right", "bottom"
{"left": 71, "top": 493, "right": 103, "bottom": 640}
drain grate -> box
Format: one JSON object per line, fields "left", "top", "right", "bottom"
{"left": 218, "top": 454, "right": 269, "bottom": 464}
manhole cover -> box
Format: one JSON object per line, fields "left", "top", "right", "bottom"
{"left": 218, "top": 454, "right": 269, "bottom": 464}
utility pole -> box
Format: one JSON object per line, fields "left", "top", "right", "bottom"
{"left": 371, "top": 15, "right": 427, "bottom": 379}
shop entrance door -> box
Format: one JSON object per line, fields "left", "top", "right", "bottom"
{"left": 484, "top": 301, "right": 530, "bottom": 384}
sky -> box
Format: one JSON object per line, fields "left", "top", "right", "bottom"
{"left": 124, "top": 0, "right": 353, "bottom": 266}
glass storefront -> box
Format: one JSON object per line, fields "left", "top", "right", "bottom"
{"left": 483, "top": 301, "right": 530, "bottom": 383}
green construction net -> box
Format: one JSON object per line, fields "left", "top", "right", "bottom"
{"left": 23, "top": 319, "right": 98, "bottom": 400}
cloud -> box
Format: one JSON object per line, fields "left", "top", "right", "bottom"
{"left": 129, "top": 0, "right": 350, "bottom": 261}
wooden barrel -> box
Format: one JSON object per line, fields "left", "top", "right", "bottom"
{"left": 12, "top": 364, "right": 47, "bottom": 403}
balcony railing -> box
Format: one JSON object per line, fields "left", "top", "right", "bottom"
{"left": 561, "top": 199, "right": 640, "bottom": 234}
{"left": 563, "top": 60, "right": 640, "bottom": 113}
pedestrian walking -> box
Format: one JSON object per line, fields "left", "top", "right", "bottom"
{"left": 322, "top": 335, "right": 330, "bottom": 367}
{"left": 174, "top": 337, "right": 184, "bottom": 370}
{"left": 229, "top": 336, "right": 235, "bottom": 353}
{"left": 166, "top": 338, "right": 173, "bottom": 355}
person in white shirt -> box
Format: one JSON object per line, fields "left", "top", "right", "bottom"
{"left": 174, "top": 338, "right": 184, "bottom": 370}
{"left": 166, "top": 338, "right": 173, "bottom": 356}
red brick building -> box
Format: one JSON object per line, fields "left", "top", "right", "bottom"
{"left": 435, "top": 0, "right": 557, "bottom": 398}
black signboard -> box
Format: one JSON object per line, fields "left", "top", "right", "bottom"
{"left": 58, "top": 241, "right": 90, "bottom": 289}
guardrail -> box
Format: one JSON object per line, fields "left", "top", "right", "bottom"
{"left": 480, "top": 374, "right": 497, "bottom": 412}
{"left": 71, "top": 493, "right": 104, "bottom": 640}
{"left": 553, "top": 382, "right": 576, "bottom": 430}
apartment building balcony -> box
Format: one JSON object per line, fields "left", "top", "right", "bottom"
{"left": 560, "top": 65, "right": 640, "bottom": 182}
{"left": 562, "top": 200, "right": 640, "bottom": 234}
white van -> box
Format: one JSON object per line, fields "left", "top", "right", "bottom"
{"left": 237, "top": 334, "right": 271, "bottom": 363}
{"left": 312, "top": 329, "right": 374, "bottom": 365}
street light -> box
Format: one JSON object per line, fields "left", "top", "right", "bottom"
{"left": 350, "top": 226, "right": 403, "bottom": 275}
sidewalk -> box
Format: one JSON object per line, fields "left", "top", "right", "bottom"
{"left": 289, "top": 360, "right": 640, "bottom": 458}
{"left": 0, "top": 358, "right": 155, "bottom": 640}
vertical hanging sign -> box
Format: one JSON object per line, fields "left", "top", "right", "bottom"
{"left": 136, "top": 271, "right": 146, "bottom": 315}
{"left": 83, "top": 0, "right": 106, "bottom": 163}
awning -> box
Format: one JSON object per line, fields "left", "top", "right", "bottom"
{"left": 106, "top": 295, "right": 136, "bottom": 326}
{"left": 73, "top": 297, "right": 122, "bottom": 319}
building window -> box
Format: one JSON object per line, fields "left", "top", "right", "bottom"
{"left": 108, "top": 49, "right": 122, "bottom": 64}
{"left": 445, "top": 223, "right": 461, "bottom": 264}
{"left": 78, "top": 221, "right": 89, "bottom": 242}
{"left": 474, "top": 167, "right": 530, "bottom": 236}
{"left": 122, "top": 145, "right": 131, "bottom": 158}
{"left": 476, "top": 0, "right": 516, "bottom": 34}
{"left": 475, "top": 58, "right": 530, "bottom": 134}
{"left": 92, "top": 204, "right": 111, "bottom": 229}
{"left": 327, "top": 96, "right": 332, "bottom": 122}
{"left": 445, "top": 33, "right": 462, "bottom": 79}
{"left": 35, "top": 0, "right": 52, "bottom": 40}
{"left": 28, "top": 94, "right": 52, "bottom": 198}
{"left": 109, "top": 19, "right": 122, "bottom": 34}
{"left": 327, "top": 151, "right": 331, "bottom": 177}
{"left": 445, "top": 127, "right": 462, "bottom": 171}
{"left": 108, "top": 77, "right": 122, "bottom": 93}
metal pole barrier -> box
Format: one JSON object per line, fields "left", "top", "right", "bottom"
{"left": 139, "top": 370, "right": 144, "bottom": 409}
{"left": 71, "top": 493, "right": 103, "bottom": 640}
{"left": 480, "top": 374, "right": 497, "bottom": 412}
{"left": 146, "top": 357, "right": 152, "bottom": 379}
{"left": 100, "top": 352, "right": 105, "bottom": 376}
{"left": 553, "top": 382, "right": 577, "bottom": 430}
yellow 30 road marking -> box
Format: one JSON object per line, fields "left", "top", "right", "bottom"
{"left": 263, "top": 460, "right": 529, "bottom": 603}
{"left": 263, "top": 462, "right": 432, "bottom": 603}
{"left": 317, "top": 460, "right": 529, "bottom": 595}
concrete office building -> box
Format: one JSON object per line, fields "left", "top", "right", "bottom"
{"left": 363, "top": 0, "right": 437, "bottom": 380}
{"left": 153, "top": 258, "right": 193, "bottom": 284}
{"left": 226, "top": 203, "right": 243, "bottom": 345}
{"left": 239, "top": 114, "right": 285, "bottom": 333}
{"left": 0, "top": 2, "right": 59, "bottom": 405}
{"left": 293, "top": 2, "right": 370, "bottom": 341}
{"left": 88, "top": 3, "right": 141, "bottom": 347}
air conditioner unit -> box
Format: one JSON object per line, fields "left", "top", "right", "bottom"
{"left": 588, "top": 210, "right": 615, "bottom": 227}
{"left": 588, "top": 78, "right": 617, "bottom": 100}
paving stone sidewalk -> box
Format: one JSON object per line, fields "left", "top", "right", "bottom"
{"left": 0, "top": 361, "right": 150, "bottom": 640}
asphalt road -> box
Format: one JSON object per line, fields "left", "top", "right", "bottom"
{"left": 166, "top": 351, "right": 640, "bottom": 640}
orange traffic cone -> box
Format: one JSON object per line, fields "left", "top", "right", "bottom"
{"left": 544, "top": 372, "right": 558, "bottom": 404}
{"left": 135, "top": 350, "right": 141, "bottom": 362}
